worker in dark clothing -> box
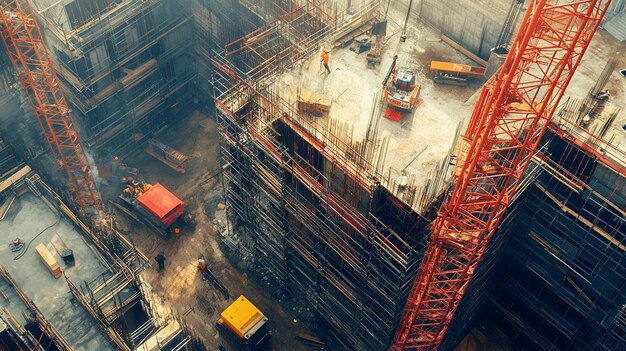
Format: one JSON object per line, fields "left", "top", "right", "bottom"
{"left": 320, "top": 49, "right": 330, "bottom": 74}
{"left": 154, "top": 254, "right": 166, "bottom": 272}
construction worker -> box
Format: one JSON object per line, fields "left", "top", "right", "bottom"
{"left": 122, "top": 185, "right": 134, "bottom": 198}
{"left": 197, "top": 258, "right": 206, "bottom": 273}
{"left": 154, "top": 253, "right": 166, "bottom": 272}
{"left": 321, "top": 49, "right": 331, "bottom": 74}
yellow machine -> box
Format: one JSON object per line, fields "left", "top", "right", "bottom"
{"left": 383, "top": 55, "right": 421, "bottom": 120}
{"left": 217, "top": 295, "right": 271, "bottom": 349}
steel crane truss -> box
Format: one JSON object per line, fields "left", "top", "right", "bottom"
{"left": 0, "top": 0, "right": 100, "bottom": 215}
{"left": 391, "top": 0, "right": 610, "bottom": 350}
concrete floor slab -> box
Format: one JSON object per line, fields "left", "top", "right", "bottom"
{"left": 276, "top": 16, "right": 481, "bottom": 194}
{"left": 275, "top": 9, "right": 626, "bottom": 195}
{"left": 564, "top": 29, "right": 626, "bottom": 162}
{"left": 0, "top": 193, "right": 116, "bottom": 351}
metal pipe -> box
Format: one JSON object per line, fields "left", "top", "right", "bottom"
{"left": 383, "top": 55, "right": 398, "bottom": 86}
{"left": 400, "top": 0, "right": 413, "bottom": 42}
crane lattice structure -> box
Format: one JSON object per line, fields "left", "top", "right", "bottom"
{"left": 390, "top": 0, "right": 610, "bottom": 350}
{"left": 0, "top": 0, "right": 100, "bottom": 216}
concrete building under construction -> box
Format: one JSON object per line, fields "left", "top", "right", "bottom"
{"left": 0, "top": 1, "right": 625, "bottom": 351}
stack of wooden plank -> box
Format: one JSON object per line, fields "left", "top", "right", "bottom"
{"left": 297, "top": 88, "right": 332, "bottom": 116}
{"left": 35, "top": 243, "right": 63, "bottom": 278}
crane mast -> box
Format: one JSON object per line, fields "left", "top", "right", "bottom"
{"left": 0, "top": 0, "right": 100, "bottom": 216}
{"left": 391, "top": 0, "right": 610, "bottom": 350}
{"left": 0, "top": 0, "right": 615, "bottom": 348}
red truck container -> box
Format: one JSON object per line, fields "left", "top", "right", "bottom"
{"left": 136, "top": 183, "right": 184, "bottom": 227}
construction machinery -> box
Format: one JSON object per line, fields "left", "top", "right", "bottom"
{"left": 383, "top": 55, "right": 420, "bottom": 121}
{"left": 390, "top": 0, "right": 609, "bottom": 350}
{"left": 118, "top": 180, "right": 192, "bottom": 238}
{"left": 217, "top": 295, "right": 271, "bottom": 350}
{"left": 430, "top": 61, "right": 486, "bottom": 86}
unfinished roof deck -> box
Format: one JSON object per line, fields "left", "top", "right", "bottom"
{"left": 270, "top": 19, "right": 626, "bottom": 205}
{"left": 0, "top": 192, "right": 118, "bottom": 350}
{"left": 269, "top": 21, "right": 478, "bottom": 209}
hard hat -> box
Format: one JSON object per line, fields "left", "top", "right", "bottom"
{"left": 114, "top": 156, "right": 119, "bottom": 161}
{"left": 174, "top": 228, "right": 181, "bottom": 234}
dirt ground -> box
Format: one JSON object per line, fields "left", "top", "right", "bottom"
{"left": 103, "top": 111, "right": 319, "bottom": 351}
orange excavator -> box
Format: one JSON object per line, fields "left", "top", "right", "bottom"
{"left": 383, "top": 55, "right": 421, "bottom": 121}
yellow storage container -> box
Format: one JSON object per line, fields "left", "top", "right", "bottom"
{"left": 218, "top": 295, "right": 267, "bottom": 340}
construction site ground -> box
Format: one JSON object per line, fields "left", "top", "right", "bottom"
{"left": 100, "top": 14, "right": 626, "bottom": 351}
{"left": 278, "top": 11, "right": 626, "bottom": 196}
{"left": 105, "top": 110, "right": 319, "bottom": 351}
{"left": 277, "top": 14, "right": 482, "bottom": 184}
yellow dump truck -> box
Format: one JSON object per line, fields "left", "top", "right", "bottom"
{"left": 217, "top": 295, "right": 271, "bottom": 349}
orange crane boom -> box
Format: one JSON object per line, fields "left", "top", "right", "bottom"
{"left": 390, "top": 0, "right": 610, "bottom": 350}
{"left": 0, "top": 0, "right": 100, "bottom": 216}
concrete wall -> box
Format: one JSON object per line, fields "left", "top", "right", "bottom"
{"left": 608, "top": 0, "right": 626, "bottom": 16}
{"left": 417, "top": 0, "right": 510, "bottom": 60}
{"left": 30, "top": 0, "right": 73, "bottom": 33}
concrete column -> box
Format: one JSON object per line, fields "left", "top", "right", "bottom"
{"left": 484, "top": 49, "right": 507, "bottom": 80}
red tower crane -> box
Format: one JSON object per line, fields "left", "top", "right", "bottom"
{"left": 0, "top": 0, "right": 100, "bottom": 216}
{"left": 391, "top": 0, "right": 610, "bottom": 350}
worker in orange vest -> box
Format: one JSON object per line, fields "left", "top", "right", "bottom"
{"left": 320, "top": 49, "right": 330, "bottom": 74}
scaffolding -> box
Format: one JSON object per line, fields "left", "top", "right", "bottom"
{"left": 0, "top": 266, "right": 72, "bottom": 351}
{"left": 30, "top": 0, "right": 196, "bottom": 152}
{"left": 553, "top": 97, "right": 626, "bottom": 175}
{"left": 214, "top": 75, "right": 428, "bottom": 350}
{"left": 199, "top": 1, "right": 626, "bottom": 350}
{"left": 64, "top": 254, "right": 145, "bottom": 351}
{"left": 0, "top": 0, "right": 102, "bottom": 216}
{"left": 474, "top": 127, "right": 626, "bottom": 351}
{"left": 202, "top": 1, "right": 461, "bottom": 349}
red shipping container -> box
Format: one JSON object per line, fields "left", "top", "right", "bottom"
{"left": 136, "top": 183, "right": 184, "bottom": 227}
